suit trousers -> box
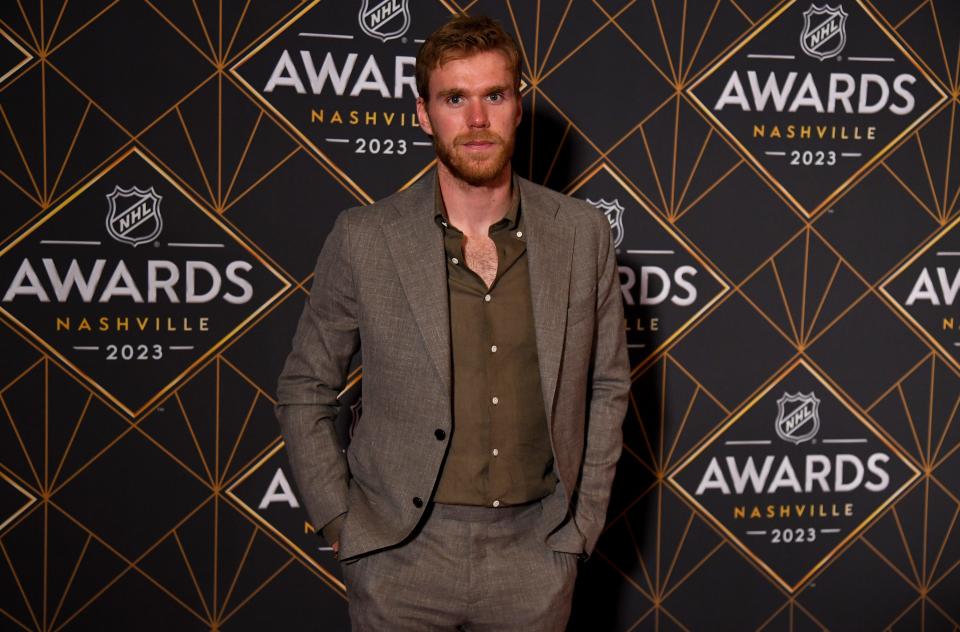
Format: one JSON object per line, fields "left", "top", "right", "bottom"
{"left": 341, "top": 500, "right": 579, "bottom": 631}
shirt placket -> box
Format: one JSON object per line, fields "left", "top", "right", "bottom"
{"left": 484, "top": 260, "right": 501, "bottom": 508}
{"left": 484, "top": 221, "right": 526, "bottom": 508}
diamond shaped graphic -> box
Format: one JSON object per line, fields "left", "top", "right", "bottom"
{"left": 668, "top": 359, "right": 919, "bottom": 592}
{"left": 880, "top": 214, "right": 960, "bottom": 373}
{"left": 0, "top": 26, "right": 31, "bottom": 86}
{"left": 0, "top": 147, "right": 291, "bottom": 417}
{"left": 568, "top": 164, "right": 729, "bottom": 371}
{"left": 230, "top": 0, "right": 458, "bottom": 202}
{"left": 685, "top": 0, "right": 947, "bottom": 218}
{"left": 0, "top": 471, "right": 36, "bottom": 533}
{"left": 226, "top": 369, "right": 361, "bottom": 590}
{"left": 227, "top": 442, "right": 344, "bottom": 591}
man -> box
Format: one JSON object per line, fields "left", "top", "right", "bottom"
{"left": 276, "top": 15, "right": 629, "bottom": 631}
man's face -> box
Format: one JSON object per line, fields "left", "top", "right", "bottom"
{"left": 416, "top": 50, "right": 522, "bottom": 186}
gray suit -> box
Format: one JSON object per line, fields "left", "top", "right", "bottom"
{"left": 276, "top": 173, "right": 630, "bottom": 564}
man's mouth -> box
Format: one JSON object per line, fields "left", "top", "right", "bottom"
{"left": 458, "top": 135, "right": 500, "bottom": 149}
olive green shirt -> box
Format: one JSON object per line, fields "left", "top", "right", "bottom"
{"left": 432, "top": 177, "right": 558, "bottom": 506}
{"left": 320, "top": 177, "right": 558, "bottom": 546}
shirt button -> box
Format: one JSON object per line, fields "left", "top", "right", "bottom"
{"left": 434, "top": 428, "right": 446, "bottom": 440}
{"left": 491, "top": 396, "right": 499, "bottom": 405}
{"left": 490, "top": 345, "right": 498, "bottom": 353}
{"left": 516, "top": 231, "right": 523, "bottom": 238}
{"left": 413, "top": 496, "right": 424, "bottom": 508}
{"left": 484, "top": 294, "right": 491, "bottom": 302}
{"left": 492, "top": 500, "right": 501, "bottom": 508}
{"left": 492, "top": 448, "right": 499, "bottom": 456}
{"left": 451, "top": 257, "right": 459, "bottom": 264}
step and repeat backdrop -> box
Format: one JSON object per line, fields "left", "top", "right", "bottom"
{"left": 0, "top": 0, "right": 959, "bottom": 630}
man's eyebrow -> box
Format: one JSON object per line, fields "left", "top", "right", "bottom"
{"left": 435, "top": 85, "right": 513, "bottom": 99}
{"left": 436, "top": 88, "right": 464, "bottom": 99}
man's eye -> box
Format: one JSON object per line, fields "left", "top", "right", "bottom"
{"left": 447, "top": 95, "right": 463, "bottom": 105}
{"left": 488, "top": 93, "right": 503, "bottom": 102}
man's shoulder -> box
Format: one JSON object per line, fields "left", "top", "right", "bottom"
{"left": 517, "top": 176, "right": 605, "bottom": 232}
{"left": 337, "top": 177, "right": 430, "bottom": 230}
{"left": 336, "top": 196, "right": 392, "bottom": 228}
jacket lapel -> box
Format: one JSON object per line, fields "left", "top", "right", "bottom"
{"left": 384, "top": 176, "right": 451, "bottom": 394}
{"left": 383, "top": 175, "right": 574, "bottom": 424}
{"left": 519, "top": 178, "right": 574, "bottom": 425}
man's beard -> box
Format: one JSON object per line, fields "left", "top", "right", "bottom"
{"left": 434, "top": 130, "right": 515, "bottom": 186}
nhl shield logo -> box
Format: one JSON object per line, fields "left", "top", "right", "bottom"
{"left": 800, "top": 4, "right": 848, "bottom": 61}
{"left": 775, "top": 392, "right": 821, "bottom": 444}
{"left": 587, "top": 198, "right": 625, "bottom": 249}
{"left": 358, "top": 0, "right": 411, "bottom": 42}
{"left": 105, "top": 185, "right": 163, "bottom": 247}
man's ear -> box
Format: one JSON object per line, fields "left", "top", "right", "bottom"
{"left": 416, "top": 97, "right": 434, "bottom": 136}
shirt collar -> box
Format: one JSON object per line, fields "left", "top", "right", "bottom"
{"left": 434, "top": 173, "right": 521, "bottom": 233}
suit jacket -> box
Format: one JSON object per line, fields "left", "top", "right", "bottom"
{"left": 275, "top": 173, "right": 630, "bottom": 561}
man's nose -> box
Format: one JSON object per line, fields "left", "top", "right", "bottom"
{"left": 467, "top": 100, "right": 490, "bottom": 128}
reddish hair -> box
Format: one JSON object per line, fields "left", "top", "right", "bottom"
{"left": 415, "top": 15, "right": 521, "bottom": 100}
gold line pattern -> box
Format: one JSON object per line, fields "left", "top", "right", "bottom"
{"left": 0, "top": 1, "right": 959, "bottom": 630}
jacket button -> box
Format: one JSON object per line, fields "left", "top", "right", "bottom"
{"left": 413, "top": 497, "right": 424, "bottom": 508}
{"left": 434, "top": 428, "right": 446, "bottom": 440}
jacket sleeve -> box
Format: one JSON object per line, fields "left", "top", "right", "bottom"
{"left": 275, "top": 210, "right": 360, "bottom": 536}
{"left": 572, "top": 212, "right": 630, "bottom": 555}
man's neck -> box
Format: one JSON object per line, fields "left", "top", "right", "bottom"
{"left": 438, "top": 164, "right": 513, "bottom": 239}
